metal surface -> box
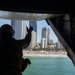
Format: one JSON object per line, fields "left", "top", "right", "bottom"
{"left": 0, "top": 10, "right": 64, "bottom": 20}
{"left": 46, "top": 14, "right": 75, "bottom": 66}
{"left": 0, "top": 1, "right": 74, "bottom": 14}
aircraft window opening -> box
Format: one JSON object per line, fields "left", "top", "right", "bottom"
{"left": 0, "top": 16, "right": 75, "bottom": 75}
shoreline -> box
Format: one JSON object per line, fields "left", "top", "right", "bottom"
{"left": 23, "top": 50, "right": 68, "bottom": 57}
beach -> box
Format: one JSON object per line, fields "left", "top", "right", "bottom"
{"left": 23, "top": 50, "right": 67, "bottom": 57}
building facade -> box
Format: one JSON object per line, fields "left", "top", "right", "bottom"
{"left": 28, "top": 20, "right": 37, "bottom": 49}
{"left": 47, "top": 28, "right": 50, "bottom": 44}
{"left": 28, "top": 31, "right": 36, "bottom": 49}
{"left": 11, "top": 20, "right": 27, "bottom": 40}
{"left": 41, "top": 27, "right": 50, "bottom": 48}
{"left": 41, "top": 38, "right": 47, "bottom": 48}
{"left": 29, "top": 20, "right": 37, "bottom": 32}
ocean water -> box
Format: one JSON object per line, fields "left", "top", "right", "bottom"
{"left": 22, "top": 56, "right": 75, "bottom": 75}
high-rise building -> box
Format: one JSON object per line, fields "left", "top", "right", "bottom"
{"left": 29, "top": 21, "right": 37, "bottom": 32}
{"left": 47, "top": 28, "right": 50, "bottom": 44}
{"left": 41, "top": 27, "right": 50, "bottom": 47}
{"left": 50, "top": 39, "right": 54, "bottom": 44}
{"left": 28, "top": 31, "right": 36, "bottom": 49}
{"left": 42, "top": 27, "right": 47, "bottom": 39}
{"left": 55, "top": 40, "right": 64, "bottom": 49}
{"left": 55, "top": 42, "right": 60, "bottom": 49}
{"left": 41, "top": 38, "right": 46, "bottom": 48}
{"left": 11, "top": 20, "right": 27, "bottom": 40}
{"left": 29, "top": 20, "right": 37, "bottom": 45}
{"left": 58, "top": 40, "right": 64, "bottom": 49}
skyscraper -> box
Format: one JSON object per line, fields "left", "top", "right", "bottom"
{"left": 47, "top": 28, "right": 50, "bottom": 44}
{"left": 28, "top": 20, "right": 37, "bottom": 49}
{"left": 29, "top": 20, "right": 37, "bottom": 32}
{"left": 11, "top": 20, "right": 27, "bottom": 40}
{"left": 55, "top": 40, "right": 64, "bottom": 50}
{"left": 41, "top": 27, "right": 50, "bottom": 47}
{"left": 42, "top": 27, "right": 47, "bottom": 39}
{"left": 41, "top": 38, "right": 45, "bottom": 48}
{"left": 28, "top": 31, "right": 36, "bottom": 49}
{"left": 50, "top": 39, "right": 54, "bottom": 44}
{"left": 41, "top": 38, "right": 47, "bottom": 48}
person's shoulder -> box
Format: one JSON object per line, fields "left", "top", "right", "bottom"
{"left": 12, "top": 38, "right": 17, "bottom": 41}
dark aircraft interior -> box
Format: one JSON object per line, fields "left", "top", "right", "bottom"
{"left": 0, "top": 1, "right": 75, "bottom": 66}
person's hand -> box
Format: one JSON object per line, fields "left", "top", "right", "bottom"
{"left": 26, "top": 26, "right": 33, "bottom": 33}
{"left": 25, "top": 58, "right": 31, "bottom": 65}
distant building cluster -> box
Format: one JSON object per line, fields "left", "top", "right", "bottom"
{"left": 40, "top": 27, "right": 64, "bottom": 50}
{"left": 11, "top": 20, "right": 65, "bottom": 51}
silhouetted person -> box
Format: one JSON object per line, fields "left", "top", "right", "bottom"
{"left": 0, "top": 24, "right": 33, "bottom": 75}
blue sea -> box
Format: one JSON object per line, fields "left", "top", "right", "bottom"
{"left": 22, "top": 56, "right": 75, "bottom": 75}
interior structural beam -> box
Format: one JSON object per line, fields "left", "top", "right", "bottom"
{"left": 46, "top": 14, "right": 75, "bottom": 66}
{"left": 0, "top": 1, "right": 75, "bottom": 14}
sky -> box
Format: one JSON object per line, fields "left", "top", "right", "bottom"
{"left": 0, "top": 18, "right": 58, "bottom": 43}
{"left": 37, "top": 20, "right": 58, "bottom": 43}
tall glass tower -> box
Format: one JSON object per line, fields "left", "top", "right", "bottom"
{"left": 29, "top": 21, "right": 37, "bottom": 33}
{"left": 29, "top": 20, "right": 37, "bottom": 47}
{"left": 42, "top": 27, "right": 48, "bottom": 47}
{"left": 41, "top": 27, "right": 50, "bottom": 47}
{"left": 47, "top": 28, "right": 50, "bottom": 44}
{"left": 11, "top": 20, "right": 27, "bottom": 40}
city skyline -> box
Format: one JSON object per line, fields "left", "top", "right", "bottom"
{"left": 26, "top": 20, "right": 58, "bottom": 43}
{"left": 0, "top": 18, "right": 58, "bottom": 43}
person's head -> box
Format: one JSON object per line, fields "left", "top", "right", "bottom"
{"left": 0, "top": 24, "right": 15, "bottom": 38}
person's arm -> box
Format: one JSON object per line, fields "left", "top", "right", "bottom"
{"left": 19, "top": 26, "right": 33, "bottom": 49}
{"left": 21, "top": 58, "right": 31, "bottom": 72}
